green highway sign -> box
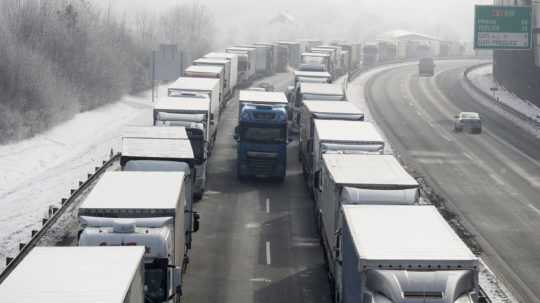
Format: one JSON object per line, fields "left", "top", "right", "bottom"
{"left": 474, "top": 5, "right": 532, "bottom": 50}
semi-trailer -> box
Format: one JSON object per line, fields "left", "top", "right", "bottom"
{"left": 308, "top": 120, "right": 385, "bottom": 193}
{"left": 236, "top": 44, "right": 272, "bottom": 76}
{"left": 278, "top": 41, "right": 301, "bottom": 68}
{"left": 300, "top": 52, "right": 333, "bottom": 76}
{"left": 187, "top": 62, "right": 228, "bottom": 100}
{"left": 419, "top": 57, "right": 435, "bottom": 76}
{"left": 0, "top": 246, "right": 147, "bottom": 303}
{"left": 153, "top": 96, "right": 213, "bottom": 154}
{"left": 337, "top": 205, "right": 480, "bottom": 303}
{"left": 254, "top": 42, "right": 278, "bottom": 74}
{"left": 78, "top": 171, "right": 189, "bottom": 303}
{"left": 293, "top": 70, "right": 332, "bottom": 86}
{"left": 235, "top": 90, "right": 288, "bottom": 180}
{"left": 290, "top": 83, "right": 346, "bottom": 130}
{"left": 226, "top": 47, "right": 257, "bottom": 82}
{"left": 298, "top": 100, "right": 364, "bottom": 168}
{"left": 312, "top": 45, "right": 344, "bottom": 76}
{"left": 120, "top": 126, "right": 203, "bottom": 235}
{"left": 204, "top": 52, "right": 239, "bottom": 92}
{"left": 315, "top": 154, "right": 420, "bottom": 301}
{"left": 362, "top": 43, "right": 379, "bottom": 66}
{"left": 167, "top": 77, "right": 221, "bottom": 127}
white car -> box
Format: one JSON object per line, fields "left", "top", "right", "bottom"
{"left": 454, "top": 112, "right": 482, "bottom": 134}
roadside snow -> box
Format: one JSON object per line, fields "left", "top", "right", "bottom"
{"left": 468, "top": 64, "right": 540, "bottom": 125}
{"left": 0, "top": 87, "right": 158, "bottom": 268}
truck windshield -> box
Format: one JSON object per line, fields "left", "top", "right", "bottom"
{"left": 240, "top": 125, "right": 286, "bottom": 143}
{"left": 144, "top": 259, "right": 168, "bottom": 303}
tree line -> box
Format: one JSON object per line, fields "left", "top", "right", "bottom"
{"left": 0, "top": 0, "right": 215, "bottom": 142}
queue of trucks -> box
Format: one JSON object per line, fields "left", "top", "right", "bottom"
{"left": 0, "top": 38, "right": 483, "bottom": 303}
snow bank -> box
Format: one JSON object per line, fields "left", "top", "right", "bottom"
{"left": 0, "top": 87, "right": 158, "bottom": 267}
{"left": 468, "top": 64, "right": 540, "bottom": 125}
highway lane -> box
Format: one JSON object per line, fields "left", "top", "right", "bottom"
{"left": 363, "top": 61, "right": 540, "bottom": 302}
{"left": 182, "top": 73, "right": 332, "bottom": 303}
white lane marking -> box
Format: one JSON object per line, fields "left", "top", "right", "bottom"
{"left": 250, "top": 278, "right": 272, "bottom": 283}
{"left": 463, "top": 152, "right": 474, "bottom": 161}
{"left": 245, "top": 223, "right": 260, "bottom": 229}
{"left": 265, "top": 198, "right": 270, "bottom": 213}
{"left": 266, "top": 241, "right": 271, "bottom": 265}
{"left": 489, "top": 173, "right": 506, "bottom": 186}
{"left": 527, "top": 204, "right": 540, "bottom": 216}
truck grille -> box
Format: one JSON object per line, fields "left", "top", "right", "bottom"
{"left": 247, "top": 157, "right": 276, "bottom": 176}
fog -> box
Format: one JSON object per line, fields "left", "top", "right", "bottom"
{"left": 97, "top": 0, "right": 492, "bottom": 46}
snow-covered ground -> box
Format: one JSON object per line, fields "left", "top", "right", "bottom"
{"left": 468, "top": 64, "right": 540, "bottom": 125}
{"left": 0, "top": 87, "right": 159, "bottom": 268}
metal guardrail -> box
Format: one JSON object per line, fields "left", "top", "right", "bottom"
{"left": 463, "top": 63, "right": 540, "bottom": 129}
{"left": 0, "top": 152, "right": 120, "bottom": 284}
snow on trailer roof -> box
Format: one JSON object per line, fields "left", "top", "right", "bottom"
{"left": 239, "top": 90, "right": 288, "bottom": 105}
{"left": 294, "top": 70, "right": 332, "bottom": 78}
{"left": 315, "top": 120, "right": 382, "bottom": 143}
{"left": 185, "top": 65, "right": 224, "bottom": 74}
{"left": 122, "top": 126, "right": 188, "bottom": 140}
{"left": 193, "top": 58, "right": 229, "bottom": 65}
{"left": 226, "top": 46, "right": 255, "bottom": 52}
{"left": 79, "top": 171, "right": 184, "bottom": 213}
{"left": 302, "top": 52, "right": 331, "bottom": 57}
{"left": 205, "top": 52, "right": 238, "bottom": 59}
{"left": 323, "top": 154, "right": 418, "bottom": 189}
{"left": 122, "top": 137, "right": 194, "bottom": 160}
{"left": 301, "top": 83, "right": 344, "bottom": 96}
{"left": 0, "top": 246, "right": 145, "bottom": 303}
{"left": 169, "top": 77, "right": 220, "bottom": 91}
{"left": 304, "top": 100, "right": 363, "bottom": 115}
{"left": 342, "top": 205, "right": 477, "bottom": 268}
{"left": 154, "top": 96, "right": 210, "bottom": 114}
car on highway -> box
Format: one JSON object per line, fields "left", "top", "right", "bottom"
{"left": 454, "top": 112, "right": 482, "bottom": 134}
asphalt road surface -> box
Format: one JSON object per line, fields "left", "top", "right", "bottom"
{"left": 363, "top": 60, "right": 540, "bottom": 303}
{"left": 182, "top": 73, "right": 332, "bottom": 303}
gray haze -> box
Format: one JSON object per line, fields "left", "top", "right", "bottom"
{"left": 97, "top": 0, "right": 492, "bottom": 47}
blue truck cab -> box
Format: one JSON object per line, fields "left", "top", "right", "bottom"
{"left": 235, "top": 90, "right": 289, "bottom": 180}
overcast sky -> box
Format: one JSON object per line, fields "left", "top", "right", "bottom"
{"left": 95, "top": 0, "right": 493, "bottom": 45}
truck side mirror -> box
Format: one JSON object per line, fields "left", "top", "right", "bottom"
{"left": 193, "top": 212, "right": 200, "bottom": 233}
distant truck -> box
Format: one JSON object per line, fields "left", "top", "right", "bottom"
{"left": 167, "top": 77, "right": 221, "bottom": 133}
{"left": 226, "top": 47, "right": 257, "bottom": 83}
{"left": 236, "top": 44, "right": 273, "bottom": 76}
{"left": 278, "top": 41, "right": 301, "bottom": 68}
{"left": 0, "top": 246, "right": 147, "bottom": 303}
{"left": 301, "top": 52, "right": 333, "bottom": 76}
{"left": 419, "top": 57, "right": 435, "bottom": 76}
{"left": 186, "top": 63, "right": 227, "bottom": 102}
{"left": 78, "top": 171, "right": 190, "bottom": 303}
{"left": 298, "top": 100, "right": 364, "bottom": 169}
{"left": 153, "top": 95, "right": 214, "bottom": 154}
{"left": 338, "top": 205, "right": 480, "bottom": 303}
{"left": 308, "top": 120, "right": 385, "bottom": 193}
{"left": 204, "top": 52, "right": 239, "bottom": 93}
{"left": 293, "top": 70, "right": 332, "bottom": 86}
{"left": 362, "top": 43, "right": 379, "bottom": 66}
{"left": 235, "top": 90, "right": 288, "bottom": 180}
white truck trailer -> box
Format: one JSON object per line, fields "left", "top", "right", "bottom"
{"left": 309, "top": 120, "right": 385, "bottom": 192}
{"left": 191, "top": 58, "right": 231, "bottom": 100}
{"left": 236, "top": 44, "right": 272, "bottom": 76}
{"left": 290, "top": 83, "right": 346, "bottom": 130}
{"left": 300, "top": 52, "right": 333, "bottom": 76}
{"left": 299, "top": 100, "right": 364, "bottom": 171}
{"left": 184, "top": 64, "right": 226, "bottom": 103}
{"left": 226, "top": 47, "right": 257, "bottom": 83}
{"left": 153, "top": 96, "right": 215, "bottom": 153}
{"left": 204, "top": 52, "right": 239, "bottom": 92}
{"left": 293, "top": 70, "right": 332, "bottom": 86}
{"left": 167, "top": 77, "right": 221, "bottom": 129}
{"left": 254, "top": 42, "right": 278, "bottom": 74}
{"left": 337, "top": 205, "right": 480, "bottom": 303}
{"left": 0, "top": 246, "right": 147, "bottom": 303}
{"left": 120, "top": 126, "right": 203, "bottom": 232}
{"left": 78, "top": 171, "right": 188, "bottom": 303}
